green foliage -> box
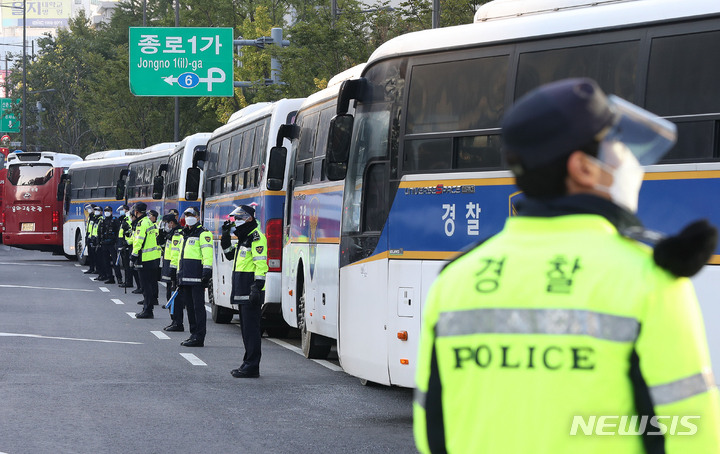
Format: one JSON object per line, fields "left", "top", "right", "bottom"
{"left": 6, "top": 0, "right": 487, "bottom": 154}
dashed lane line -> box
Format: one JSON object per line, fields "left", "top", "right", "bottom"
{"left": 0, "top": 284, "right": 93, "bottom": 292}
{"left": 180, "top": 353, "right": 207, "bottom": 366}
{"left": 0, "top": 332, "right": 142, "bottom": 345}
{"left": 205, "top": 304, "right": 212, "bottom": 314}
{"left": 75, "top": 263, "right": 82, "bottom": 267}
{"left": 126, "top": 312, "right": 137, "bottom": 319}
{"left": 99, "top": 287, "right": 110, "bottom": 293}
{"left": 111, "top": 299, "right": 124, "bottom": 305}
{"left": 151, "top": 331, "right": 170, "bottom": 340}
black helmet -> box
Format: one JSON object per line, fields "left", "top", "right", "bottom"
{"left": 133, "top": 202, "right": 147, "bottom": 213}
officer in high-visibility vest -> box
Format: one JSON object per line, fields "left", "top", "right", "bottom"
{"left": 115, "top": 204, "right": 134, "bottom": 288}
{"left": 130, "top": 202, "right": 161, "bottom": 319}
{"left": 82, "top": 204, "right": 96, "bottom": 275}
{"left": 221, "top": 204, "right": 268, "bottom": 378}
{"left": 159, "top": 213, "right": 183, "bottom": 331}
{"left": 170, "top": 206, "right": 213, "bottom": 347}
{"left": 414, "top": 78, "right": 720, "bottom": 453}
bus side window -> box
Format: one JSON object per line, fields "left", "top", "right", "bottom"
{"left": 403, "top": 138, "right": 452, "bottom": 172}
{"left": 362, "top": 161, "right": 388, "bottom": 232}
{"left": 455, "top": 135, "right": 503, "bottom": 169}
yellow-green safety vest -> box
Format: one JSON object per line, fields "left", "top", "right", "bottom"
{"left": 131, "top": 215, "right": 161, "bottom": 262}
{"left": 414, "top": 214, "right": 720, "bottom": 453}
{"left": 169, "top": 225, "right": 213, "bottom": 285}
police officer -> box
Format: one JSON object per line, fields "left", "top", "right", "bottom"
{"left": 85, "top": 204, "right": 101, "bottom": 275}
{"left": 221, "top": 205, "right": 268, "bottom": 378}
{"left": 128, "top": 206, "right": 143, "bottom": 295}
{"left": 159, "top": 213, "right": 183, "bottom": 331}
{"left": 130, "top": 202, "right": 161, "bottom": 319}
{"left": 97, "top": 205, "right": 119, "bottom": 284}
{"left": 414, "top": 78, "right": 720, "bottom": 453}
{"left": 116, "top": 204, "right": 134, "bottom": 288}
{"left": 170, "top": 207, "right": 213, "bottom": 346}
{"left": 82, "top": 204, "right": 96, "bottom": 275}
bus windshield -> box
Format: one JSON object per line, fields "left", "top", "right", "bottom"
{"left": 7, "top": 164, "right": 53, "bottom": 186}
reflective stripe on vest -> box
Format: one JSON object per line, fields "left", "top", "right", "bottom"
{"left": 649, "top": 370, "right": 716, "bottom": 406}
{"left": 435, "top": 308, "right": 639, "bottom": 343}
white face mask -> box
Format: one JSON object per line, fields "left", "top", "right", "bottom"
{"left": 164, "top": 225, "right": 172, "bottom": 233}
{"left": 118, "top": 210, "right": 125, "bottom": 216}
{"left": 104, "top": 211, "right": 112, "bottom": 217}
{"left": 94, "top": 210, "right": 101, "bottom": 216}
{"left": 185, "top": 216, "right": 198, "bottom": 227}
{"left": 591, "top": 141, "right": 644, "bottom": 213}
{"left": 235, "top": 219, "right": 245, "bottom": 227}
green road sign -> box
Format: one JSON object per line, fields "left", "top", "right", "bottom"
{"left": 129, "top": 27, "right": 234, "bottom": 97}
{"left": 0, "top": 98, "right": 19, "bottom": 133}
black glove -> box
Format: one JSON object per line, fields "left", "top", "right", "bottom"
{"left": 201, "top": 268, "right": 212, "bottom": 287}
{"left": 654, "top": 219, "right": 718, "bottom": 277}
{"left": 221, "top": 220, "right": 233, "bottom": 235}
{"left": 249, "top": 279, "right": 264, "bottom": 305}
{"left": 171, "top": 277, "right": 178, "bottom": 292}
{"left": 129, "top": 254, "right": 138, "bottom": 268}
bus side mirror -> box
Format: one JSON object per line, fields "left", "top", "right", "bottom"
{"left": 185, "top": 167, "right": 201, "bottom": 201}
{"left": 326, "top": 114, "right": 354, "bottom": 181}
{"left": 267, "top": 146, "right": 287, "bottom": 191}
{"left": 116, "top": 179, "right": 126, "bottom": 200}
{"left": 152, "top": 175, "right": 164, "bottom": 200}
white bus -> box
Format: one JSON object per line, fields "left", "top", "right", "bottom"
{"left": 62, "top": 149, "right": 144, "bottom": 262}
{"left": 198, "top": 98, "right": 304, "bottom": 335}
{"left": 268, "top": 65, "right": 365, "bottom": 358}
{"left": 160, "top": 132, "right": 212, "bottom": 217}
{"left": 324, "top": 0, "right": 720, "bottom": 386}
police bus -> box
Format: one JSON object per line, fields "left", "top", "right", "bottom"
{"left": 195, "top": 98, "right": 303, "bottom": 335}
{"left": 121, "top": 143, "right": 177, "bottom": 217}
{"left": 268, "top": 65, "right": 364, "bottom": 358}
{"left": 160, "top": 132, "right": 211, "bottom": 218}
{"left": 324, "top": 0, "right": 720, "bottom": 386}
{"left": 61, "top": 149, "right": 144, "bottom": 263}
{"left": 3, "top": 151, "right": 81, "bottom": 253}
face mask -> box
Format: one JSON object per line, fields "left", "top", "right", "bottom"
{"left": 118, "top": 210, "right": 125, "bottom": 216}
{"left": 185, "top": 216, "right": 198, "bottom": 227}
{"left": 94, "top": 210, "right": 101, "bottom": 216}
{"left": 235, "top": 219, "right": 245, "bottom": 227}
{"left": 104, "top": 211, "right": 111, "bottom": 217}
{"left": 591, "top": 141, "right": 644, "bottom": 213}
{"left": 164, "top": 225, "right": 172, "bottom": 233}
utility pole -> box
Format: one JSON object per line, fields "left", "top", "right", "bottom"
{"left": 174, "top": 0, "right": 179, "bottom": 142}
{"left": 22, "top": 0, "right": 26, "bottom": 150}
{"left": 432, "top": 0, "right": 440, "bottom": 29}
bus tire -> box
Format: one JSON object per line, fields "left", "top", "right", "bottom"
{"left": 209, "top": 281, "right": 234, "bottom": 324}
{"left": 75, "top": 230, "right": 86, "bottom": 265}
{"left": 297, "top": 266, "right": 331, "bottom": 360}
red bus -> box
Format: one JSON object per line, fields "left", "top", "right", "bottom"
{"left": 0, "top": 135, "right": 11, "bottom": 241}
{"left": 2, "top": 151, "right": 81, "bottom": 252}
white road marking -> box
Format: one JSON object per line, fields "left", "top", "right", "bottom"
{"left": 111, "top": 299, "right": 124, "bottom": 305}
{"left": 0, "top": 332, "right": 142, "bottom": 345}
{"left": 0, "top": 262, "right": 61, "bottom": 267}
{"left": 151, "top": 331, "right": 170, "bottom": 340}
{"left": 0, "top": 284, "right": 93, "bottom": 292}
{"left": 205, "top": 305, "right": 212, "bottom": 314}
{"left": 75, "top": 264, "right": 82, "bottom": 267}
{"left": 126, "top": 312, "right": 137, "bottom": 319}
{"left": 159, "top": 282, "right": 167, "bottom": 287}
{"left": 180, "top": 353, "right": 207, "bottom": 366}
{"left": 244, "top": 329, "right": 343, "bottom": 372}
{"left": 99, "top": 287, "right": 110, "bottom": 293}
{"left": 89, "top": 277, "right": 96, "bottom": 282}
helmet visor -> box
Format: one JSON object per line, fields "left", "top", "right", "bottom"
{"left": 602, "top": 95, "right": 677, "bottom": 166}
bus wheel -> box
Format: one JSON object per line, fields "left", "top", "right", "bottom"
{"left": 209, "top": 281, "right": 234, "bottom": 324}
{"left": 297, "top": 269, "right": 331, "bottom": 359}
{"left": 75, "top": 231, "right": 86, "bottom": 265}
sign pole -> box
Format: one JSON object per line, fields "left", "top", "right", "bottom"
{"left": 22, "top": 0, "right": 26, "bottom": 150}
{"left": 174, "top": 0, "right": 180, "bottom": 141}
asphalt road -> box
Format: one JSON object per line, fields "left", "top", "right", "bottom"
{"left": 0, "top": 245, "right": 415, "bottom": 454}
